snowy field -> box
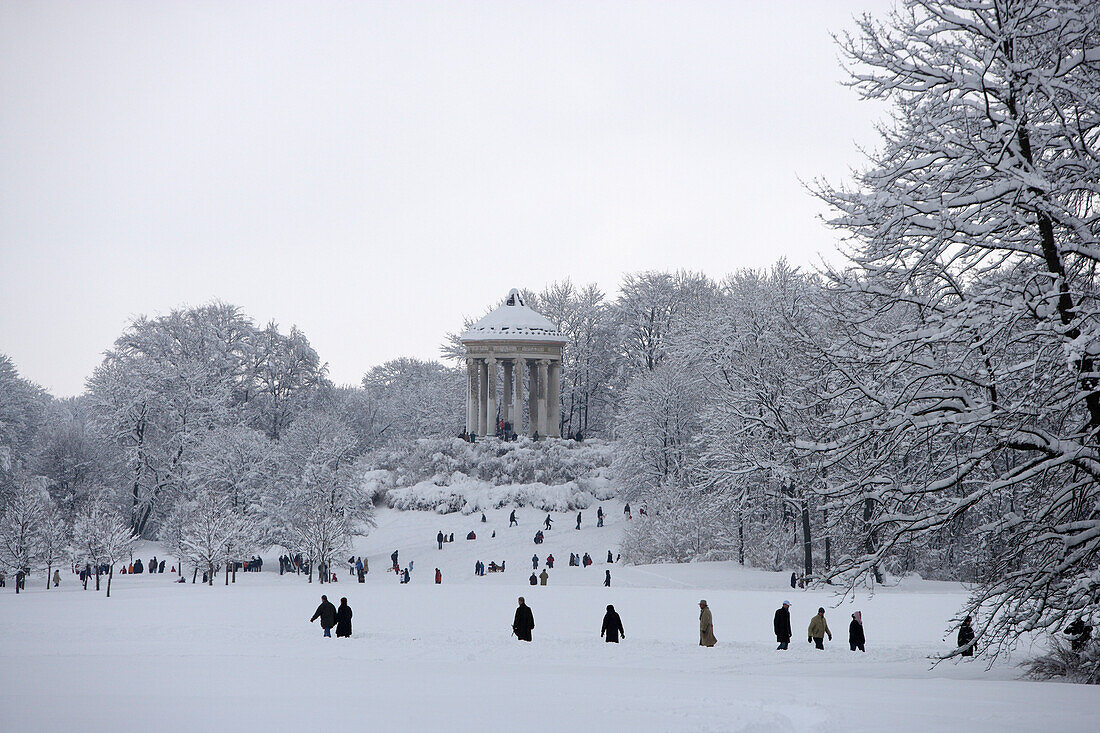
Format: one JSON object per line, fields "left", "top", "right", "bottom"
{"left": 2, "top": 503, "right": 1097, "bottom": 732}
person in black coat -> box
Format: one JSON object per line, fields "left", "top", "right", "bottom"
{"left": 774, "top": 601, "right": 792, "bottom": 650}
{"left": 310, "top": 595, "right": 338, "bottom": 637}
{"left": 513, "top": 597, "right": 534, "bottom": 641}
{"left": 849, "top": 611, "right": 866, "bottom": 652}
{"left": 790, "top": 572, "right": 797, "bottom": 589}
{"left": 335, "top": 598, "right": 353, "bottom": 638}
{"left": 601, "top": 604, "right": 625, "bottom": 643}
{"left": 529, "top": 572, "right": 538, "bottom": 585}
{"left": 957, "top": 615, "right": 975, "bottom": 656}
{"left": 1064, "top": 616, "right": 1093, "bottom": 652}
{"left": 437, "top": 531, "right": 444, "bottom": 549}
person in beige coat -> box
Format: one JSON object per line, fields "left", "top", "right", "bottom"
{"left": 699, "top": 600, "right": 717, "bottom": 646}
{"left": 808, "top": 607, "right": 832, "bottom": 649}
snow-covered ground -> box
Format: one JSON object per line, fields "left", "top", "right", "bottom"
{"left": 2, "top": 502, "right": 1097, "bottom": 732}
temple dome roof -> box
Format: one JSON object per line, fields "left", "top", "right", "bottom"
{"left": 461, "top": 289, "right": 565, "bottom": 343}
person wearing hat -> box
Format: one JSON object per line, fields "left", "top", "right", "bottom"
{"left": 849, "top": 611, "right": 866, "bottom": 652}
{"left": 808, "top": 607, "right": 832, "bottom": 649}
{"left": 699, "top": 600, "right": 717, "bottom": 647}
{"left": 774, "top": 601, "right": 793, "bottom": 650}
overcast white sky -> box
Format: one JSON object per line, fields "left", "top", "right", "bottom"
{"left": 1, "top": 0, "right": 890, "bottom": 397}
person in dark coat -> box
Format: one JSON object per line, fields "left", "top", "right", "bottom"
{"left": 513, "top": 597, "right": 534, "bottom": 641}
{"left": 310, "top": 595, "right": 338, "bottom": 637}
{"left": 607, "top": 550, "right": 614, "bottom": 563}
{"left": 604, "top": 569, "right": 611, "bottom": 587}
{"left": 790, "top": 572, "right": 797, "bottom": 589}
{"left": 957, "top": 615, "right": 975, "bottom": 656}
{"left": 576, "top": 511, "right": 582, "bottom": 530}
{"left": 510, "top": 510, "right": 517, "bottom": 526}
{"left": 532, "top": 554, "right": 539, "bottom": 569}
{"left": 437, "top": 531, "right": 444, "bottom": 549}
{"left": 435, "top": 568, "right": 442, "bottom": 584}
{"left": 335, "top": 598, "right": 353, "bottom": 638}
{"left": 849, "top": 611, "right": 865, "bottom": 652}
{"left": 774, "top": 601, "right": 792, "bottom": 650}
{"left": 601, "top": 604, "right": 625, "bottom": 643}
{"left": 544, "top": 514, "right": 553, "bottom": 530}
{"left": 529, "top": 572, "right": 538, "bottom": 585}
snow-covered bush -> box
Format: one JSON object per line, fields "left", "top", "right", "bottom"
{"left": 366, "top": 437, "right": 619, "bottom": 514}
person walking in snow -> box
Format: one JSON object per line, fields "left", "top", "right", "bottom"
{"left": 604, "top": 569, "right": 611, "bottom": 587}
{"left": 513, "top": 597, "right": 534, "bottom": 641}
{"left": 576, "top": 511, "right": 582, "bottom": 530}
{"left": 539, "top": 569, "right": 548, "bottom": 585}
{"left": 790, "top": 572, "right": 797, "bottom": 589}
{"left": 849, "top": 611, "right": 866, "bottom": 652}
{"left": 335, "top": 598, "right": 353, "bottom": 638}
{"left": 607, "top": 550, "right": 613, "bottom": 563}
{"left": 774, "top": 601, "right": 792, "bottom": 650}
{"left": 546, "top": 554, "right": 554, "bottom": 568}
{"left": 510, "top": 510, "right": 518, "bottom": 526}
{"left": 391, "top": 550, "right": 399, "bottom": 572}
{"left": 597, "top": 506, "right": 604, "bottom": 525}
{"left": 699, "top": 600, "right": 717, "bottom": 647}
{"left": 957, "top": 616, "right": 975, "bottom": 656}
{"left": 435, "top": 568, "right": 442, "bottom": 584}
{"left": 544, "top": 514, "right": 553, "bottom": 530}
{"left": 583, "top": 553, "right": 592, "bottom": 568}
{"left": 401, "top": 568, "right": 410, "bottom": 584}
{"left": 52, "top": 569, "right": 61, "bottom": 587}
{"left": 532, "top": 554, "right": 539, "bottom": 569}
{"left": 808, "top": 607, "right": 832, "bottom": 649}
{"left": 437, "top": 531, "right": 444, "bottom": 549}
{"left": 529, "top": 572, "right": 538, "bottom": 586}
{"left": 601, "top": 604, "right": 624, "bottom": 643}
{"left": 310, "top": 595, "right": 337, "bottom": 638}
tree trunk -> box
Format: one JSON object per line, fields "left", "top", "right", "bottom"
{"left": 823, "top": 508, "right": 831, "bottom": 571}
{"left": 106, "top": 566, "right": 113, "bottom": 598}
{"left": 45, "top": 563, "right": 52, "bottom": 590}
{"left": 738, "top": 511, "right": 745, "bottom": 565}
{"left": 95, "top": 567, "right": 101, "bottom": 591}
{"left": 800, "top": 498, "right": 813, "bottom": 579}
{"left": 863, "top": 497, "right": 883, "bottom": 584}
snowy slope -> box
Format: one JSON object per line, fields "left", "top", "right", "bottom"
{"left": 1, "top": 503, "right": 1097, "bottom": 732}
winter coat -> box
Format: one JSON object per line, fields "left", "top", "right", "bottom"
{"left": 699, "top": 606, "right": 717, "bottom": 647}
{"left": 311, "top": 600, "right": 337, "bottom": 629}
{"left": 530, "top": 573, "right": 538, "bottom": 585}
{"left": 808, "top": 614, "right": 832, "bottom": 640}
{"left": 539, "top": 570, "right": 548, "bottom": 585}
{"left": 773, "top": 607, "right": 792, "bottom": 642}
{"left": 335, "top": 603, "right": 353, "bottom": 637}
{"left": 513, "top": 603, "right": 534, "bottom": 641}
{"left": 602, "top": 610, "right": 624, "bottom": 643}
{"left": 849, "top": 619, "right": 865, "bottom": 646}
{"left": 957, "top": 622, "right": 975, "bottom": 656}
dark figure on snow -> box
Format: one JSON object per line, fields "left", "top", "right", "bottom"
{"left": 624, "top": 503, "right": 631, "bottom": 518}
{"left": 790, "top": 572, "right": 797, "bottom": 589}
{"left": 957, "top": 616, "right": 975, "bottom": 656}
{"left": 401, "top": 568, "right": 410, "bottom": 584}
{"left": 576, "top": 511, "right": 582, "bottom": 530}
{"left": 481, "top": 513, "right": 487, "bottom": 523}
{"left": 849, "top": 611, "right": 865, "bottom": 652}
{"left": 539, "top": 569, "right": 548, "bottom": 585}
{"left": 310, "top": 595, "right": 337, "bottom": 637}
{"left": 774, "top": 601, "right": 792, "bottom": 650}
{"left": 335, "top": 598, "right": 353, "bottom": 638}
{"left": 510, "top": 510, "right": 517, "bottom": 527}
{"left": 532, "top": 554, "right": 539, "bottom": 569}
{"left": 607, "top": 550, "right": 613, "bottom": 563}
{"left": 435, "top": 568, "right": 442, "bottom": 584}
{"left": 601, "top": 604, "right": 625, "bottom": 643}
{"left": 529, "top": 572, "right": 538, "bottom": 586}
{"left": 808, "top": 607, "right": 832, "bottom": 649}
{"left": 391, "top": 550, "right": 399, "bottom": 571}
{"left": 546, "top": 554, "right": 554, "bottom": 569}
{"left": 699, "top": 600, "right": 717, "bottom": 647}
{"left": 467, "top": 531, "right": 476, "bottom": 540}
{"left": 513, "top": 597, "right": 534, "bottom": 641}
{"left": 1064, "top": 616, "right": 1093, "bottom": 652}
{"left": 159, "top": 560, "right": 166, "bottom": 573}
{"left": 449, "top": 533, "right": 454, "bottom": 542}
{"left": 604, "top": 570, "right": 611, "bottom": 587}
{"left": 597, "top": 506, "right": 604, "bottom": 527}
{"left": 438, "top": 531, "right": 444, "bottom": 549}
{"left": 544, "top": 514, "right": 553, "bottom": 530}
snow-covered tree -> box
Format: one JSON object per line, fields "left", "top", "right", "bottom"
{"left": 160, "top": 490, "right": 256, "bottom": 586}
{"left": 0, "top": 475, "right": 49, "bottom": 593}
{"left": 813, "top": 0, "right": 1100, "bottom": 658}
{"left": 71, "top": 494, "right": 135, "bottom": 597}
{"left": 360, "top": 358, "right": 463, "bottom": 444}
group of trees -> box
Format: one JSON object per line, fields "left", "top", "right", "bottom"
{"left": 618, "top": 0, "right": 1100, "bottom": 667}
{"left": 0, "top": 306, "right": 375, "bottom": 590}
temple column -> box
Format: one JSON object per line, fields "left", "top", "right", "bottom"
{"left": 548, "top": 360, "right": 561, "bottom": 438}
{"left": 478, "top": 359, "right": 488, "bottom": 437}
{"left": 486, "top": 357, "right": 498, "bottom": 436}
{"left": 466, "top": 358, "right": 478, "bottom": 435}
{"left": 502, "top": 359, "right": 513, "bottom": 429}
{"left": 527, "top": 360, "right": 538, "bottom": 437}
{"left": 537, "top": 359, "right": 549, "bottom": 438}
{"left": 512, "top": 358, "right": 524, "bottom": 436}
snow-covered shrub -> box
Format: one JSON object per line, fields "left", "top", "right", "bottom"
{"left": 1024, "top": 641, "right": 1099, "bottom": 685}
{"left": 366, "top": 437, "right": 619, "bottom": 514}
